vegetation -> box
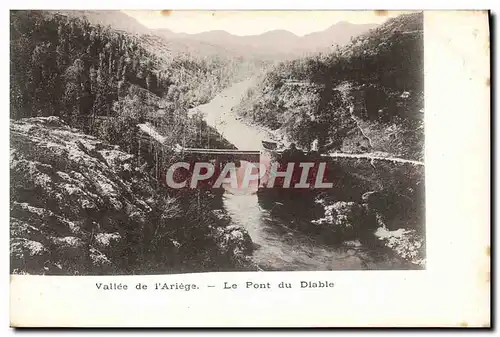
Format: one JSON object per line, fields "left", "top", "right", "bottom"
{"left": 10, "top": 117, "right": 254, "bottom": 275}
{"left": 10, "top": 10, "right": 259, "bottom": 274}
{"left": 10, "top": 11, "right": 260, "bottom": 147}
{"left": 240, "top": 12, "right": 426, "bottom": 266}
{"left": 237, "top": 12, "right": 424, "bottom": 160}
{"left": 10, "top": 10, "right": 426, "bottom": 271}
{"left": 10, "top": 10, "right": 260, "bottom": 185}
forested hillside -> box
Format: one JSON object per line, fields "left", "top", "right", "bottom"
{"left": 10, "top": 11, "right": 262, "bottom": 149}
{"left": 10, "top": 10, "right": 260, "bottom": 274}
{"left": 10, "top": 10, "right": 427, "bottom": 273}
{"left": 237, "top": 12, "right": 424, "bottom": 160}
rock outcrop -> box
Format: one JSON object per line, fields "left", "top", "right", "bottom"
{"left": 10, "top": 117, "right": 253, "bottom": 274}
{"left": 10, "top": 117, "right": 159, "bottom": 274}
{"left": 375, "top": 227, "right": 425, "bottom": 267}
{"left": 213, "top": 224, "right": 253, "bottom": 261}
{"left": 311, "top": 201, "right": 377, "bottom": 240}
{"left": 313, "top": 189, "right": 425, "bottom": 267}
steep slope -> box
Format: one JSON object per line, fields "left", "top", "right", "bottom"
{"left": 10, "top": 117, "right": 254, "bottom": 275}
{"left": 301, "top": 21, "right": 378, "bottom": 50}
{"left": 10, "top": 9, "right": 262, "bottom": 153}
{"left": 236, "top": 12, "right": 424, "bottom": 160}
{"left": 50, "top": 10, "right": 270, "bottom": 60}
{"left": 230, "top": 12, "right": 426, "bottom": 266}
{"left": 50, "top": 10, "right": 152, "bottom": 35}
{"left": 9, "top": 10, "right": 260, "bottom": 275}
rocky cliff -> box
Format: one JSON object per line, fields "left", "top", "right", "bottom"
{"left": 236, "top": 12, "right": 424, "bottom": 160}
{"left": 10, "top": 117, "right": 253, "bottom": 275}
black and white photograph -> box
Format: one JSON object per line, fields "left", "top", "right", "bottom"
{"left": 10, "top": 9, "right": 425, "bottom": 276}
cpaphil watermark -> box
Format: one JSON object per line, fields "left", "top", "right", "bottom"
{"left": 163, "top": 160, "right": 333, "bottom": 190}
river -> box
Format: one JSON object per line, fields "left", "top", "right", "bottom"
{"left": 189, "top": 79, "right": 410, "bottom": 271}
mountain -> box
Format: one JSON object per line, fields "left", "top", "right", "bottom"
{"left": 10, "top": 10, "right": 260, "bottom": 274}
{"left": 235, "top": 12, "right": 424, "bottom": 160}
{"left": 48, "top": 10, "right": 152, "bottom": 35}
{"left": 301, "top": 21, "right": 379, "bottom": 50}
{"left": 231, "top": 13, "right": 425, "bottom": 266}
{"left": 154, "top": 22, "right": 378, "bottom": 58}
{"left": 46, "top": 11, "right": 238, "bottom": 60}
{"left": 48, "top": 10, "right": 378, "bottom": 60}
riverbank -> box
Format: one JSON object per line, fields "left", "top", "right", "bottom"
{"left": 189, "top": 79, "right": 425, "bottom": 269}
{"left": 224, "top": 193, "right": 415, "bottom": 270}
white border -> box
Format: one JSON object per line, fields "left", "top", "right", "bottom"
{"left": 2, "top": 2, "right": 494, "bottom": 333}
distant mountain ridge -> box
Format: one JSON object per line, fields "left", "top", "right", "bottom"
{"left": 235, "top": 12, "right": 424, "bottom": 160}
{"left": 154, "top": 22, "right": 379, "bottom": 58}
{"left": 50, "top": 10, "right": 378, "bottom": 59}
{"left": 50, "top": 10, "right": 152, "bottom": 35}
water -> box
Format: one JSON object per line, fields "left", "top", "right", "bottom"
{"left": 222, "top": 192, "right": 409, "bottom": 271}
{"left": 188, "top": 78, "right": 277, "bottom": 151}
{"left": 193, "top": 79, "right": 411, "bottom": 271}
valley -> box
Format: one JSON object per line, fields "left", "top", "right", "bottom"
{"left": 10, "top": 10, "right": 425, "bottom": 275}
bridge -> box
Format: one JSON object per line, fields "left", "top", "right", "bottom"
{"left": 178, "top": 147, "right": 260, "bottom": 158}
{"left": 174, "top": 147, "right": 262, "bottom": 164}
{"left": 137, "top": 122, "right": 424, "bottom": 167}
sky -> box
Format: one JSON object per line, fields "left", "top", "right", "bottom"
{"left": 122, "top": 10, "right": 413, "bottom": 36}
